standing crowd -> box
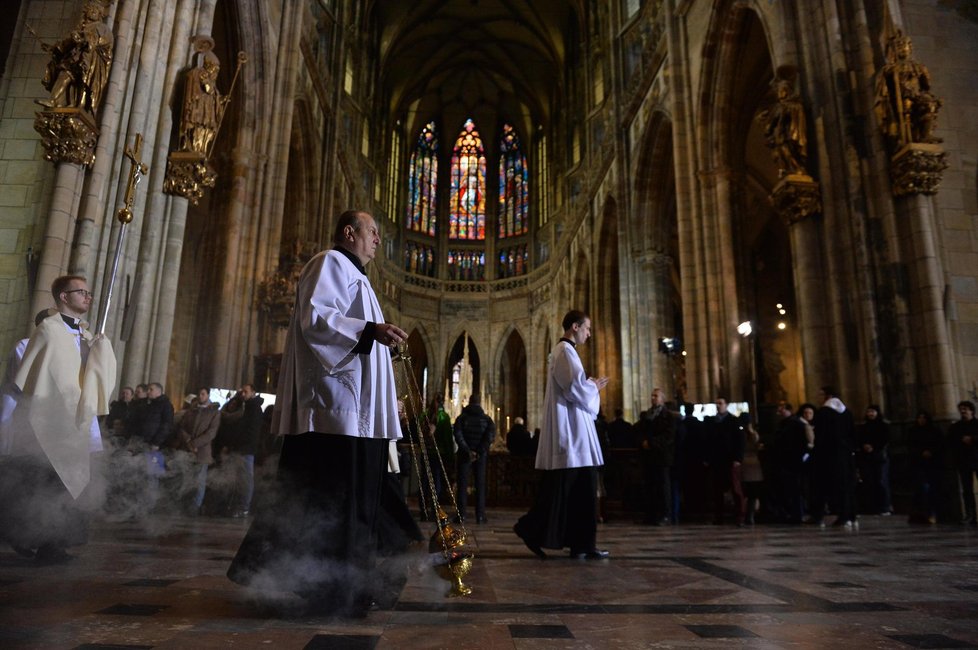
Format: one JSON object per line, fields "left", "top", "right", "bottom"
{"left": 604, "top": 390, "right": 978, "bottom": 529}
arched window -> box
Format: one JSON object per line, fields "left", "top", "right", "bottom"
{"left": 407, "top": 121, "right": 437, "bottom": 235}
{"left": 498, "top": 123, "right": 528, "bottom": 238}
{"left": 449, "top": 118, "right": 486, "bottom": 240}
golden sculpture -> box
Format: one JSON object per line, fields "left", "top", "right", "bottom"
{"left": 179, "top": 37, "right": 233, "bottom": 156}
{"left": 33, "top": 109, "right": 99, "bottom": 166}
{"left": 874, "top": 30, "right": 942, "bottom": 148}
{"left": 164, "top": 36, "right": 245, "bottom": 203}
{"left": 35, "top": 1, "right": 113, "bottom": 114}
{"left": 756, "top": 68, "right": 822, "bottom": 224}
{"left": 757, "top": 74, "right": 809, "bottom": 179}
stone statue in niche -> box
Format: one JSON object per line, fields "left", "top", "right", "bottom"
{"left": 874, "top": 30, "right": 942, "bottom": 148}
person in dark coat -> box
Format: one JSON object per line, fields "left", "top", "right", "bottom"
{"left": 607, "top": 408, "right": 635, "bottom": 448}
{"left": 949, "top": 400, "right": 978, "bottom": 526}
{"left": 634, "top": 388, "right": 676, "bottom": 525}
{"left": 907, "top": 410, "right": 943, "bottom": 524}
{"left": 855, "top": 404, "right": 893, "bottom": 515}
{"left": 705, "top": 397, "right": 747, "bottom": 526}
{"left": 453, "top": 394, "right": 495, "bottom": 523}
{"left": 772, "top": 402, "right": 809, "bottom": 523}
{"left": 129, "top": 382, "right": 173, "bottom": 510}
{"left": 506, "top": 416, "right": 534, "bottom": 456}
{"left": 810, "top": 386, "right": 857, "bottom": 528}
{"left": 223, "top": 384, "right": 264, "bottom": 517}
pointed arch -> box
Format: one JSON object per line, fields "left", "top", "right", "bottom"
{"left": 494, "top": 325, "right": 528, "bottom": 432}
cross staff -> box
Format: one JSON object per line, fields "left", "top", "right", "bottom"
{"left": 96, "top": 133, "right": 147, "bottom": 335}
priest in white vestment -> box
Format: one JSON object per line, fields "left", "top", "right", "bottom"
{"left": 228, "top": 210, "right": 408, "bottom": 617}
{"left": 514, "top": 310, "right": 610, "bottom": 560}
{"left": 0, "top": 277, "right": 115, "bottom": 563}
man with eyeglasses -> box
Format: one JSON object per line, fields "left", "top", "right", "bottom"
{"left": 0, "top": 275, "right": 116, "bottom": 563}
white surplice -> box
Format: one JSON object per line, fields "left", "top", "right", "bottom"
{"left": 273, "top": 249, "right": 401, "bottom": 440}
{"left": 535, "top": 340, "right": 604, "bottom": 470}
{"left": 12, "top": 313, "right": 116, "bottom": 499}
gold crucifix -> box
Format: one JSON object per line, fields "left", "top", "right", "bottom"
{"left": 117, "top": 133, "right": 148, "bottom": 225}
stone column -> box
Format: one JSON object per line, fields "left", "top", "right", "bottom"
{"left": 143, "top": 0, "right": 198, "bottom": 387}
{"left": 900, "top": 194, "right": 957, "bottom": 417}
{"left": 117, "top": 0, "right": 179, "bottom": 387}
{"left": 30, "top": 163, "right": 85, "bottom": 316}
{"left": 68, "top": 0, "right": 144, "bottom": 285}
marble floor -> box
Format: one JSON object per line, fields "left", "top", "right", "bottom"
{"left": 2, "top": 510, "right": 978, "bottom": 649}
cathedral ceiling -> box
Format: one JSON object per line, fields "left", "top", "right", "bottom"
{"left": 372, "top": 0, "right": 581, "bottom": 134}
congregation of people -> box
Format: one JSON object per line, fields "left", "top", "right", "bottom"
{"left": 591, "top": 390, "right": 978, "bottom": 529}
{"left": 1, "top": 214, "right": 975, "bottom": 619}
{"left": 99, "top": 382, "right": 273, "bottom": 520}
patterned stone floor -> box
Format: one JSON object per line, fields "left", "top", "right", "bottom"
{"left": 2, "top": 510, "right": 978, "bottom": 649}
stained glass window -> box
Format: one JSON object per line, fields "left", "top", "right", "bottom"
{"left": 447, "top": 249, "right": 485, "bottom": 281}
{"left": 449, "top": 119, "right": 486, "bottom": 240}
{"left": 404, "top": 241, "right": 436, "bottom": 277}
{"left": 386, "top": 128, "right": 401, "bottom": 222}
{"left": 498, "top": 244, "right": 528, "bottom": 278}
{"left": 498, "top": 124, "right": 529, "bottom": 238}
{"left": 407, "top": 121, "right": 437, "bottom": 235}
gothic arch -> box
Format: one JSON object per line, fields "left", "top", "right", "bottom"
{"left": 493, "top": 325, "right": 528, "bottom": 433}
{"left": 696, "top": 3, "right": 805, "bottom": 411}
{"left": 445, "top": 329, "right": 483, "bottom": 405}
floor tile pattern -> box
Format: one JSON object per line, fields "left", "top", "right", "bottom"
{"left": 1, "top": 510, "right": 977, "bottom": 648}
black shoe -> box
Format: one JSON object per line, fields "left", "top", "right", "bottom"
{"left": 570, "top": 549, "right": 610, "bottom": 560}
{"left": 476, "top": 516, "right": 489, "bottom": 524}
{"left": 230, "top": 509, "right": 250, "bottom": 519}
{"left": 11, "top": 545, "right": 35, "bottom": 558}
{"left": 34, "top": 545, "right": 73, "bottom": 565}
{"left": 513, "top": 524, "right": 547, "bottom": 559}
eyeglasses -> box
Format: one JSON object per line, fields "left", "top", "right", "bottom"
{"left": 64, "top": 289, "right": 93, "bottom": 298}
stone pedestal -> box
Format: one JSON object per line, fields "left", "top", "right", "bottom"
{"left": 889, "top": 143, "right": 948, "bottom": 197}
{"left": 33, "top": 107, "right": 99, "bottom": 167}
{"left": 163, "top": 151, "right": 216, "bottom": 204}
{"left": 771, "top": 174, "right": 821, "bottom": 226}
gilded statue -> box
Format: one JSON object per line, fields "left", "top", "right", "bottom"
{"left": 178, "top": 37, "right": 230, "bottom": 156}
{"left": 36, "top": 0, "right": 113, "bottom": 114}
{"left": 756, "top": 75, "right": 809, "bottom": 178}
{"left": 874, "top": 30, "right": 942, "bottom": 147}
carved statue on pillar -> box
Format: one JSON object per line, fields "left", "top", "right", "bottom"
{"left": 164, "top": 36, "right": 246, "bottom": 204}
{"left": 32, "top": 0, "right": 114, "bottom": 166}
{"left": 874, "top": 30, "right": 942, "bottom": 148}
{"left": 757, "top": 75, "right": 809, "bottom": 179}
{"left": 874, "top": 30, "right": 948, "bottom": 196}
{"left": 178, "top": 37, "right": 227, "bottom": 156}
{"left": 755, "top": 68, "right": 822, "bottom": 225}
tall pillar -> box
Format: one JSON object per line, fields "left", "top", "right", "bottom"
{"left": 900, "top": 194, "right": 957, "bottom": 417}
{"left": 118, "top": 0, "right": 178, "bottom": 387}
{"left": 30, "top": 164, "right": 85, "bottom": 316}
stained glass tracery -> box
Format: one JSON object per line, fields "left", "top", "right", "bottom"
{"left": 498, "top": 124, "right": 529, "bottom": 238}
{"left": 449, "top": 119, "right": 486, "bottom": 240}
{"left": 447, "top": 249, "right": 485, "bottom": 281}
{"left": 407, "top": 121, "right": 437, "bottom": 235}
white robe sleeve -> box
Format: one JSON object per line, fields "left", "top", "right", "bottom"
{"left": 303, "top": 252, "right": 370, "bottom": 374}
{"left": 553, "top": 345, "right": 600, "bottom": 417}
